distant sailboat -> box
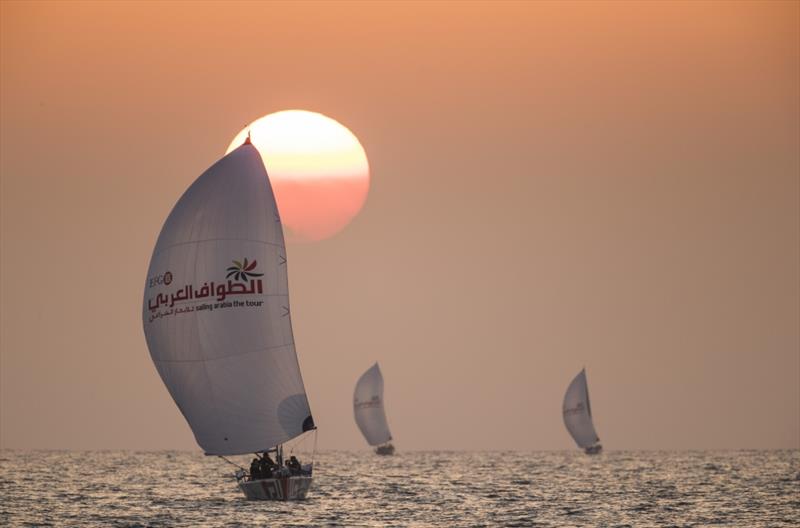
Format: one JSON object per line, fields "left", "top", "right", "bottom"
{"left": 142, "top": 136, "right": 317, "bottom": 500}
{"left": 354, "top": 363, "right": 395, "bottom": 455}
{"left": 563, "top": 368, "right": 602, "bottom": 455}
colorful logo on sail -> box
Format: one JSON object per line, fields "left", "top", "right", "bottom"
{"left": 226, "top": 258, "right": 264, "bottom": 282}
{"left": 146, "top": 258, "right": 266, "bottom": 320}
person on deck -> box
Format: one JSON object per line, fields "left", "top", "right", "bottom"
{"left": 259, "top": 454, "right": 275, "bottom": 478}
{"left": 287, "top": 455, "right": 301, "bottom": 475}
{"left": 249, "top": 458, "right": 261, "bottom": 480}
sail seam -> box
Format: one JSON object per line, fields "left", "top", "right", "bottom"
{"left": 151, "top": 237, "right": 284, "bottom": 258}
{"left": 152, "top": 342, "right": 295, "bottom": 363}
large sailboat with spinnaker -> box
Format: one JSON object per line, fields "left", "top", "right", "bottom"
{"left": 142, "top": 135, "right": 317, "bottom": 500}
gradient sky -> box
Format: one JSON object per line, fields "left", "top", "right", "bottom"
{"left": 1, "top": 1, "right": 798, "bottom": 452}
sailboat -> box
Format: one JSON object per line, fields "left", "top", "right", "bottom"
{"left": 353, "top": 362, "right": 395, "bottom": 455}
{"left": 562, "top": 368, "right": 602, "bottom": 455}
{"left": 142, "top": 136, "right": 316, "bottom": 500}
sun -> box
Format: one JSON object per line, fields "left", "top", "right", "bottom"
{"left": 227, "top": 110, "right": 370, "bottom": 243}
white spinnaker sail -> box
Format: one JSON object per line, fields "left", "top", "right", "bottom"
{"left": 353, "top": 363, "right": 392, "bottom": 446}
{"left": 562, "top": 369, "right": 600, "bottom": 449}
{"left": 142, "top": 142, "right": 313, "bottom": 456}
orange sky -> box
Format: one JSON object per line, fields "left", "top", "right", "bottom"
{"left": 1, "top": 0, "right": 798, "bottom": 451}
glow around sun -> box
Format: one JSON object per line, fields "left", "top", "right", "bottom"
{"left": 227, "top": 110, "right": 370, "bottom": 243}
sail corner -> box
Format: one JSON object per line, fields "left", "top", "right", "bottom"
{"left": 302, "top": 415, "right": 316, "bottom": 432}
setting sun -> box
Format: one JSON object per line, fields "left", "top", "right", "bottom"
{"left": 227, "top": 110, "right": 370, "bottom": 242}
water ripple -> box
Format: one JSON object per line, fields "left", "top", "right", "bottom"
{"left": 0, "top": 450, "right": 798, "bottom": 526}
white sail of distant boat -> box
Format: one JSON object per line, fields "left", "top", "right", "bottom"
{"left": 353, "top": 362, "right": 395, "bottom": 455}
{"left": 562, "top": 368, "right": 602, "bottom": 454}
{"left": 142, "top": 136, "right": 316, "bottom": 500}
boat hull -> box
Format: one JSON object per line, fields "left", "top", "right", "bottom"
{"left": 238, "top": 476, "right": 313, "bottom": 501}
{"left": 584, "top": 444, "right": 603, "bottom": 455}
{"left": 375, "top": 443, "right": 395, "bottom": 456}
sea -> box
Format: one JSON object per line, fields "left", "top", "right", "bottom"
{"left": 1, "top": 450, "right": 798, "bottom": 527}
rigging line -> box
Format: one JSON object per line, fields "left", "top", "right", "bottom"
{"left": 288, "top": 429, "right": 313, "bottom": 454}
{"left": 217, "top": 455, "right": 245, "bottom": 471}
{"left": 312, "top": 428, "right": 318, "bottom": 468}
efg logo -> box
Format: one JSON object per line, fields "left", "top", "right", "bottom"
{"left": 148, "top": 271, "right": 173, "bottom": 288}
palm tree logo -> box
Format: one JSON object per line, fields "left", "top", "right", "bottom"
{"left": 226, "top": 258, "right": 264, "bottom": 282}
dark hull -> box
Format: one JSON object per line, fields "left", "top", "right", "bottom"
{"left": 584, "top": 444, "right": 603, "bottom": 455}
{"left": 375, "top": 443, "right": 395, "bottom": 456}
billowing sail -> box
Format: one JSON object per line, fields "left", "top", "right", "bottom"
{"left": 562, "top": 369, "right": 600, "bottom": 449}
{"left": 142, "top": 142, "right": 313, "bottom": 456}
{"left": 353, "top": 363, "right": 392, "bottom": 446}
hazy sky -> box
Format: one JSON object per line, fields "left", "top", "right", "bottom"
{"left": 1, "top": 1, "right": 798, "bottom": 452}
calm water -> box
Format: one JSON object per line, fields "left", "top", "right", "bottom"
{"left": 1, "top": 450, "right": 798, "bottom": 527}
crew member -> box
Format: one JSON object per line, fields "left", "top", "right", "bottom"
{"left": 287, "top": 455, "right": 301, "bottom": 475}
{"left": 250, "top": 457, "right": 261, "bottom": 480}
{"left": 260, "top": 453, "right": 275, "bottom": 478}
